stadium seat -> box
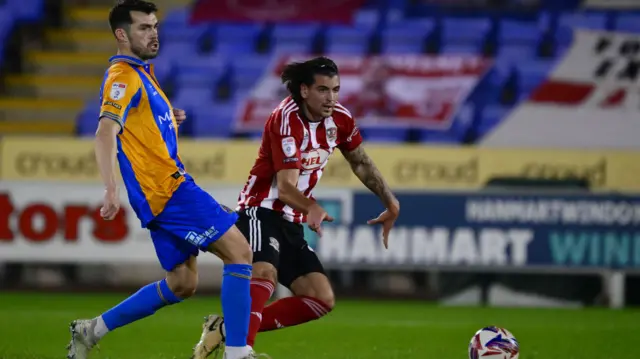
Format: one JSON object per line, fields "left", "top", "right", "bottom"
{"left": 360, "top": 127, "right": 408, "bottom": 143}
{"left": 442, "top": 17, "right": 493, "bottom": 44}
{"left": 162, "top": 7, "right": 190, "bottom": 27}
{"left": 150, "top": 56, "right": 173, "bottom": 83}
{"left": 191, "top": 101, "right": 238, "bottom": 138}
{"left": 614, "top": 14, "right": 640, "bottom": 33}
{"left": 554, "top": 12, "right": 609, "bottom": 49}
{"left": 497, "top": 43, "right": 538, "bottom": 62}
{"left": 475, "top": 105, "right": 511, "bottom": 139}
{"left": 515, "top": 59, "right": 556, "bottom": 99}
{"left": 558, "top": 12, "right": 609, "bottom": 31}
{"left": 440, "top": 43, "right": 482, "bottom": 55}
{"left": 75, "top": 103, "right": 101, "bottom": 136}
{"left": 160, "top": 24, "right": 208, "bottom": 45}
{"left": 229, "top": 55, "right": 273, "bottom": 92}
{"left": 7, "top": 0, "right": 43, "bottom": 22}
{"left": 173, "top": 86, "right": 217, "bottom": 111}
{"left": 213, "top": 24, "right": 263, "bottom": 55}
{"left": 353, "top": 8, "right": 380, "bottom": 29}
{"left": 270, "top": 24, "right": 320, "bottom": 55}
{"left": 0, "top": 9, "right": 13, "bottom": 68}
{"left": 174, "top": 54, "right": 227, "bottom": 88}
{"left": 498, "top": 19, "right": 541, "bottom": 44}
{"left": 155, "top": 42, "right": 199, "bottom": 65}
{"left": 325, "top": 25, "right": 372, "bottom": 55}
{"left": 380, "top": 20, "right": 434, "bottom": 54}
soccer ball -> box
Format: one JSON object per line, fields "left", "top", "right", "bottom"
{"left": 468, "top": 326, "right": 519, "bottom": 359}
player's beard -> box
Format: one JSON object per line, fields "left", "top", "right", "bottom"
{"left": 131, "top": 42, "right": 159, "bottom": 61}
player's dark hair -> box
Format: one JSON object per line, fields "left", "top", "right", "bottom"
{"left": 108, "top": 0, "right": 158, "bottom": 36}
{"left": 281, "top": 56, "right": 339, "bottom": 103}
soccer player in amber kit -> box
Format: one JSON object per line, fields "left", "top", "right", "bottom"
{"left": 66, "top": 1, "right": 259, "bottom": 359}
{"left": 192, "top": 57, "right": 400, "bottom": 357}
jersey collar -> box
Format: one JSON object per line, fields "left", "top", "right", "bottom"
{"left": 109, "top": 55, "right": 147, "bottom": 67}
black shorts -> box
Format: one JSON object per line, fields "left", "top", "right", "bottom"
{"left": 235, "top": 207, "right": 326, "bottom": 289}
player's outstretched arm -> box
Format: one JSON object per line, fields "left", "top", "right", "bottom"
{"left": 340, "top": 145, "right": 399, "bottom": 248}
{"left": 95, "top": 119, "right": 121, "bottom": 220}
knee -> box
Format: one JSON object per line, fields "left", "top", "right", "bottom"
{"left": 252, "top": 263, "right": 278, "bottom": 284}
{"left": 226, "top": 240, "right": 252, "bottom": 265}
{"left": 213, "top": 227, "right": 253, "bottom": 265}
{"left": 166, "top": 271, "right": 198, "bottom": 299}
{"left": 315, "top": 291, "right": 335, "bottom": 311}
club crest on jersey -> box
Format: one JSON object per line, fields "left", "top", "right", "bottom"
{"left": 110, "top": 82, "right": 127, "bottom": 100}
{"left": 281, "top": 136, "right": 297, "bottom": 157}
{"left": 326, "top": 127, "right": 337, "bottom": 142}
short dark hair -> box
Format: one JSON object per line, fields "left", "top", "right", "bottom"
{"left": 108, "top": 0, "right": 158, "bottom": 35}
{"left": 280, "top": 56, "right": 339, "bottom": 103}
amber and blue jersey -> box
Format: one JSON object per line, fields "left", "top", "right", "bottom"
{"left": 98, "top": 55, "right": 190, "bottom": 226}
{"left": 98, "top": 55, "right": 239, "bottom": 270}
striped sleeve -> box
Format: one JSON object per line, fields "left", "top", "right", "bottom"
{"left": 269, "top": 101, "right": 302, "bottom": 171}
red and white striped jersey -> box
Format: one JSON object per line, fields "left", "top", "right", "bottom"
{"left": 236, "top": 96, "right": 363, "bottom": 223}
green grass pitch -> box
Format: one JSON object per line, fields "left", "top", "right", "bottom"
{"left": 0, "top": 292, "right": 638, "bottom": 359}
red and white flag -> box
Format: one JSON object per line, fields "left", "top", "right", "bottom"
{"left": 236, "top": 54, "right": 491, "bottom": 131}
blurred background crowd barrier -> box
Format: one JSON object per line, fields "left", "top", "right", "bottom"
{"left": 1, "top": 0, "right": 639, "bottom": 309}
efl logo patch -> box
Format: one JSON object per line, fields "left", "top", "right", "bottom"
{"left": 281, "top": 136, "right": 297, "bottom": 157}
{"left": 110, "top": 82, "right": 127, "bottom": 100}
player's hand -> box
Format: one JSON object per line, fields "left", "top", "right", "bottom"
{"left": 173, "top": 108, "right": 186, "bottom": 126}
{"left": 307, "top": 203, "right": 334, "bottom": 237}
{"left": 100, "top": 187, "right": 121, "bottom": 220}
{"left": 367, "top": 199, "right": 400, "bottom": 249}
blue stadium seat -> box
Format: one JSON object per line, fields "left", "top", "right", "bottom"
{"left": 325, "top": 26, "right": 372, "bottom": 55}
{"left": 353, "top": 8, "right": 380, "bottom": 29}
{"left": 270, "top": 24, "right": 320, "bottom": 55}
{"left": 498, "top": 19, "right": 541, "bottom": 44}
{"left": 442, "top": 17, "right": 492, "bottom": 44}
{"left": 160, "top": 24, "right": 208, "bottom": 45}
{"left": 213, "top": 24, "right": 263, "bottom": 55}
{"left": 0, "top": 9, "right": 13, "bottom": 67}
{"left": 380, "top": 20, "right": 434, "bottom": 54}
{"left": 156, "top": 42, "right": 199, "bottom": 64}
{"left": 75, "top": 103, "right": 101, "bottom": 136}
{"left": 487, "top": 58, "right": 516, "bottom": 88}
{"left": 418, "top": 132, "right": 463, "bottom": 144}
{"left": 614, "top": 14, "right": 640, "bottom": 33}
{"left": 515, "top": 59, "right": 556, "bottom": 99}
{"left": 558, "top": 12, "right": 609, "bottom": 31}
{"left": 173, "top": 87, "right": 217, "bottom": 110}
{"left": 174, "top": 55, "right": 227, "bottom": 89}
{"left": 161, "top": 8, "right": 190, "bottom": 27}
{"left": 191, "top": 101, "right": 238, "bottom": 138}
{"left": 7, "top": 0, "right": 43, "bottom": 22}
{"left": 553, "top": 12, "right": 609, "bottom": 49}
{"left": 475, "top": 105, "right": 511, "bottom": 139}
{"left": 497, "top": 43, "right": 538, "bottom": 62}
{"left": 230, "top": 55, "right": 273, "bottom": 93}
{"left": 440, "top": 43, "right": 482, "bottom": 55}
{"left": 361, "top": 128, "right": 408, "bottom": 143}
{"left": 150, "top": 56, "right": 173, "bottom": 83}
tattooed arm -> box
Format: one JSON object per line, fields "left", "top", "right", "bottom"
{"left": 340, "top": 145, "right": 399, "bottom": 210}
{"left": 341, "top": 145, "right": 399, "bottom": 248}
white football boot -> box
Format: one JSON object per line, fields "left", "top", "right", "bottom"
{"left": 192, "top": 314, "right": 226, "bottom": 359}
{"left": 66, "top": 319, "right": 99, "bottom": 359}
{"left": 192, "top": 315, "right": 271, "bottom": 359}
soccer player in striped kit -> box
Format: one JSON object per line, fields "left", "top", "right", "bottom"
{"left": 192, "top": 56, "right": 400, "bottom": 358}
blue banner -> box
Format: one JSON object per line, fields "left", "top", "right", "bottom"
{"left": 312, "top": 192, "right": 640, "bottom": 270}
